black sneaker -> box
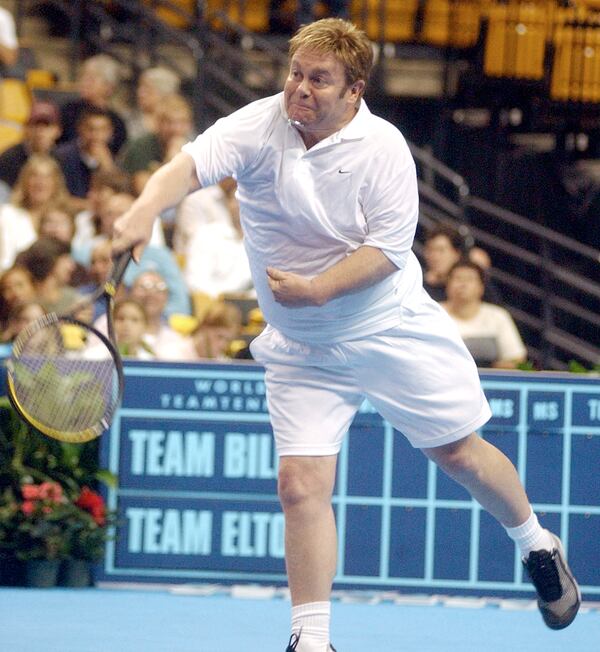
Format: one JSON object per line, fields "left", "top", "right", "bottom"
{"left": 285, "top": 632, "right": 337, "bottom": 651}
{"left": 523, "top": 533, "right": 581, "bottom": 630}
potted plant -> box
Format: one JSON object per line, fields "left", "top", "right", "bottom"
{"left": 12, "top": 481, "right": 71, "bottom": 587}
{"left": 0, "top": 397, "right": 117, "bottom": 587}
{"left": 60, "top": 486, "right": 116, "bottom": 587}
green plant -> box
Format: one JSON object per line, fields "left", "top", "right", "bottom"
{"left": 0, "top": 482, "right": 115, "bottom": 562}
{"left": 68, "top": 486, "right": 116, "bottom": 562}
{"left": 0, "top": 395, "right": 118, "bottom": 565}
{"left": 0, "top": 396, "right": 116, "bottom": 494}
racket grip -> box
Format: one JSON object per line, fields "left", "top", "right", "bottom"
{"left": 110, "top": 250, "right": 134, "bottom": 289}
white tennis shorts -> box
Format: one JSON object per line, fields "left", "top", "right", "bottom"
{"left": 250, "top": 290, "right": 491, "bottom": 456}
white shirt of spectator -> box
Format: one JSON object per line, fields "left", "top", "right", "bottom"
{"left": 182, "top": 93, "right": 421, "bottom": 344}
{"left": 173, "top": 185, "right": 231, "bottom": 255}
{"left": 0, "top": 8, "right": 18, "bottom": 50}
{"left": 0, "top": 204, "right": 37, "bottom": 272}
{"left": 447, "top": 302, "right": 527, "bottom": 363}
{"left": 174, "top": 184, "right": 253, "bottom": 296}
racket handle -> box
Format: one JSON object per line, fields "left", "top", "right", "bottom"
{"left": 108, "top": 250, "right": 134, "bottom": 293}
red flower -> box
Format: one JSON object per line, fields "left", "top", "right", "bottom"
{"left": 38, "top": 482, "right": 63, "bottom": 503}
{"left": 21, "top": 484, "right": 41, "bottom": 500}
{"left": 75, "top": 487, "right": 106, "bottom": 526}
{"left": 21, "top": 500, "right": 36, "bottom": 516}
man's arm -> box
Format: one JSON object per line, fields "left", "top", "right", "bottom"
{"left": 112, "top": 151, "right": 199, "bottom": 261}
{"left": 267, "top": 245, "right": 398, "bottom": 307}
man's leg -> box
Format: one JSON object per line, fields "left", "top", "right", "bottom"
{"left": 279, "top": 454, "right": 338, "bottom": 652}
{"left": 422, "top": 432, "right": 530, "bottom": 526}
{"left": 423, "top": 432, "right": 581, "bottom": 629}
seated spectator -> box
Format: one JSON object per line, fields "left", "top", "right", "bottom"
{"left": 38, "top": 203, "right": 90, "bottom": 286}
{"left": 71, "top": 167, "right": 132, "bottom": 256}
{"left": 422, "top": 224, "right": 501, "bottom": 304}
{"left": 78, "top": 239, "right": 113, "bottom": 321}
{"left": 95, "top": 193, "right": 189, "bottom": 318}
{"left": 73, "top": 191, "right": 165, "bottom": 266}
{"left": 121, "top": 94, "right": 194, "bottom": 196}
{"left": 0, "top": 5, "right": 18, "bottom": 70}
{"left": 1, "top": 301, "right": 47, "bottom": 344}
{"left": 0, "top": 265, "right": 37, "bottom": 331}
{"left": 54, "top": 107, "right": 121, "bottom": 199}
{"left": 113, "top": 299, "right": 155, "bottom": 360}
{"left": 124, "top": 66, "right": 182, "bottom": 140}
{"left": 15, "top": 237, "right": 82, "bottom": 314}
{"left": 0, "top": 101, "right": 62, "bottom": 187}
{"left": 421, "top": 224, "right": 464, "bottom": 301}
{"left": 127, "top": 270, "right": 189, "bottom": 360}
{"left": 0, "top": 154, "right": 74, "bottom": 271}
{"left": 441, "top": 259, "right": 527, "bottom": 369}
{"left": 186, "top": 301, "right": 243, "bottom": 361}
{"left": 58, "top": 54, "right": 127, "bottom": 154}
{"left": 180, "top": 178, "right": 253, "bottom": 297}
{"left": 38, "top": 203, "right": 75, "bottom": 244}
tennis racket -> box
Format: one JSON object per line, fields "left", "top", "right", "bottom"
{"left": 6, "top": 251, "right": 132, "bottom": 443}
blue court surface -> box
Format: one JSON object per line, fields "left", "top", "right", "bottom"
{"left": 0, "top": 585, "right": 598, "bottom": 651}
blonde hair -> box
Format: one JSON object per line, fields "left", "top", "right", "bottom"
{"left": 82, "top": 54, "right": 121, "bottom": 88}
{"left": 289, "top": 18, "right": 373, "bottom": 93}
{"left": 140, "top": 66, "right": 181, "bottom": 96}
{"left": 114, "top": 298, "right": 148, "bottom": 323}
{"left": 194, "top": 301, "right": 242, "bottom": 333}
{"left": 11, "top": 154, "right": 71, "bottom": 211}
{"left": 156, "top": 94, "right": 193, "bottom": 120}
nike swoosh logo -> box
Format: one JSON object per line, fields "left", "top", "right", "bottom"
{"left": 338, "top": 169, "right": 351, "bottom": 174}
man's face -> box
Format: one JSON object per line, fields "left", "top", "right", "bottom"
{"left": 26, "top": 122, "right": 61, "bottom": 153}
{"left": 24, "top": 163, "right": 56, "bottom": 205}
{"left": 99, "top": 194, "right": 134, "bottom": 234}
{"left": 423, "top": 235, "right": 461, "bottom": 277}
{"left": 284, "top": 48, "right": 363, "bottom": 142}
{"left": 90, "top": 243, "right": 113, "bottom": 283}
{"left": 79, "top": 67, "right": 112, "bottom": 105}
{"left": 130, "top": 273, "right": 168, "bottom": 320}
{"left": 136, "top": 77, "right": 161, "bottom": 112}
{"left": 114, "top": 303, "right": 147, "bottom": 347}
{"left": 78, "top": 116, "right": 113, "bottom": 150}
{"left": 39, "top": 209, "right": 74, "bottom": 244}
{"left": 446, "top": 267, "right": 484, "bottom": 303}
{"left": 1, "top": 269, "right": 36, "bottom": 305}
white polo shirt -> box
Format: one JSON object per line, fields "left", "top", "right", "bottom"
{"left": 182, "top": 93, "right": 421, "bottom": 343}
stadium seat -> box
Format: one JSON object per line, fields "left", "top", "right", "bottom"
{"left": 0, "top": 78, "right": 32, "bottom": 124}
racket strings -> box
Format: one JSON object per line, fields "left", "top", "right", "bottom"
{"left": 10, "top": 321, "right": 120, "bottom": 435}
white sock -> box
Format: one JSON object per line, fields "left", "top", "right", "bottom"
{"left": 291, "top": 601, "right": 331, "bottom": 652}
{"left": 504, "top": 509, "right": 555, "bottom": 558}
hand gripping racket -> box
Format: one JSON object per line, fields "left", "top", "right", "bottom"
{"left": 6, "top": 251, "right": 133, "bottom": 443}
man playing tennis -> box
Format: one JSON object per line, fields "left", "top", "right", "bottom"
{"left": 112, "top": 18, "right": 580, "bottom": 651}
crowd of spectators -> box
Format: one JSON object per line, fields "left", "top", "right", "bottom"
{"left": 0, "top": 51, "right": 259, "bottom": 362}
{"left": 421, "top": 224, "right": 528, "bottom": 369}
{"left": 0, "top": 36, "right": 526, "bottom": 368}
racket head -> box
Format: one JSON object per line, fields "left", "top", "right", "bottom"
{"left": 6, "top": 314, "right": 124, "bottom": 443}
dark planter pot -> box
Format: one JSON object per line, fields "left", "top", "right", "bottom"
{"left": 24, "top": 559, "right": 61, "bottom": 588}
{"left": 59, "top": 559, "right": 92, "bottom": 588}
{"left": 0, "top": 553, "right": 24, "bottom": 586}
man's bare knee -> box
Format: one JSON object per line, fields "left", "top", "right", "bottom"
{"left": 278, "top": 457, "right": 336, "bottom": 511}
{"left": 423, "top": 433, "right": 480, "bottom": 478}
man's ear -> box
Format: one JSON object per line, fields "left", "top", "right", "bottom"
{"left": 350, "top": 79, "right": 365, "bottom": 99}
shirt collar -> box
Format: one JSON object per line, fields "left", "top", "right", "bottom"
{"left": 279, "top": 92, "right": 370, "bottom": 146}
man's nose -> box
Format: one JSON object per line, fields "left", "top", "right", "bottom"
{"left": 298, "top": 78, "right": 311, "bottom": 96}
